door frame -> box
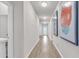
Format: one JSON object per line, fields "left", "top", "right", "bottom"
{"left": 0, "top": 2, "right": 14, "bottom": 57}
{"left": 42, "top": 24, "right": 48, "bottom": 36}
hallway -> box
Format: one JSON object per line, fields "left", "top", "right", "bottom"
{"left": 28, "top": 36, "right": 61, "bottom": 58}
{"left": 0, "top": 1, "right": 79, "bottom": 58}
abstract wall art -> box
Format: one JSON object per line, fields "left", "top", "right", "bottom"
{"left": 61, "top": 6, "right": 71, "bottom": 35}
{"left": 58, "top": 1, "right": 78, "bottom": 45}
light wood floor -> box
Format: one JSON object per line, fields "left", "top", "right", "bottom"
{"left": 28, "top": 36, "right": 61, "bottom": 58}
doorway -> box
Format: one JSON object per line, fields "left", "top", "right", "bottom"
{"left": 42, "top": 24, "right": 48, "bottom": 36}
{"left": 0, "top": 2, "right": 14, "bottom": 58}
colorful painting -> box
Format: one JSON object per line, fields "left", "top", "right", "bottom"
{"left": 61, "top": 6, "right": 72, "bottom": 35}
{"left": 58, "top": 2, "right": 78, "bottom": 45}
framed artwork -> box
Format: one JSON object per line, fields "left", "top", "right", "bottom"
{"left": 61, "top": 4, "right": 71, "bottom": 35}
{"left": 58, "top": 1, "right": 78, "bottom": 45}
{"left": 52, "top": 10, "right": 58, "bottom": 36}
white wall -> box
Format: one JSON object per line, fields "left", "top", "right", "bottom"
{"left": 13, "top": 2, "right": 24, "bottom": 58}
{"left": 58, "top": 2, "right": 76, "bottom": 43}
{"left": 53, "top": 35, "right": 79, "bottom": 58}
{"left": 0, "top": 2, "right": 8, "bottom": 37}
{"left": 9, "top": 1, "right": 39, "bottom": 58}
{"left": 39, "top": 23, "right": 42, "bottom": 35}
{"left": 0, "top": 42, "right": 6, "bottom": 58}
{"left": 48, "top": 21, "right": 52, "bottom": 39}
{"left": 0, "top": 16, "right": 8, "bottom": 37}
{"left": 50, "top": 2, "right": 79, "bottom": 58}
{"left": 24, "top": 2, "right": 39, "bottom": 57}
{"left": 0, "top": 2, "right": 8, "bottom": 15}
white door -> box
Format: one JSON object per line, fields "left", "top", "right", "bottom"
{"left": 0, "top": 2, "right": 8, "bottom": 58}
{"left": 42, "top": 24, "right": 48, "bottom": 36}
{"left": 0, "top": 2, "right": 14, "bottom": 58}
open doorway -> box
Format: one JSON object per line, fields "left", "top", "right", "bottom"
{"left": 0, "top": 2, "right": 14, "bottom": 58}
{"left": 42, "top": 24, "right": 48, "bottom": 36}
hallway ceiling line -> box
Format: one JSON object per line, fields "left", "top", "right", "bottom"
{"left": 31, "top": 1, "right": 58, "bottom": 21}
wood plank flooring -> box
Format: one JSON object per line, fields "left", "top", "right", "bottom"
{"left": 28, "top": 36, "right": 61, "bottom": 58}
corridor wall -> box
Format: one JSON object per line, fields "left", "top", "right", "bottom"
{"left": 58, "top": 2, "right": 78, "bottom": 45}
{"left": 9, "top": 1, "right": 39, "bottom": 58}
{"left": 24, "top": 2, "right": 39, "bottom": 57}
{"left": 52, "top": 1, "right": 79, "bottom": 58}
{"left": 13, "top": 2, "right": 24, "bottom": 58}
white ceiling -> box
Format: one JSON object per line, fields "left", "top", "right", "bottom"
{"left": 31, "top": 1, "right": 58, "bottom": 21}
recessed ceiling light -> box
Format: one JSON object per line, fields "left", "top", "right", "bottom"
{"left": 41, "top": 2, "right": 47, "bottom": 7}
{"left": 64, "top": 2, "right": 71, "bottom": 7}
{"left": 53, "top": 16, "right": 57, "bottom": 19}
{"left": 43, "top": 16, "right": 47, "bottom": 19}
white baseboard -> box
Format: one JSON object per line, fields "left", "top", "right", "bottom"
{"left": 48, "top": 35, "right": 63, "bottom": 58}
{"left": 24, "top": 37, "right": 40, "bottom": 58}
{"left": 25, "top": 35, "right": 63, "bottom": 58}
{"left": 52, "top": 36, "right": 63, "bottom": 58}
{"left": 48, "top": 35, "right": 52, "bottom": 40}
{"left": 53, "top": 42, "right": 63, "bottom": 58}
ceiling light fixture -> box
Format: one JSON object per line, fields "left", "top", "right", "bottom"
{"left": 64, "top": 2, "right": 71, "bottom": 7}
{"left": 43, "top": 16, "right": 47, "bottom": 19}
{"left": 41, "top": 2, "right": 47, "bottom": 7}
{"left": 53, "top": 16, "right": 57, "bottom": 19}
